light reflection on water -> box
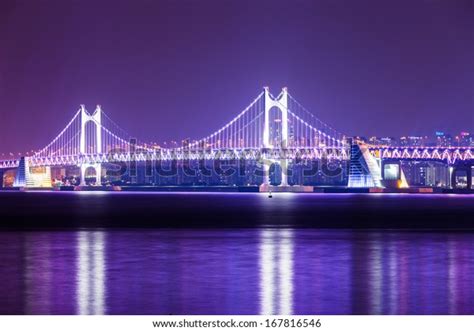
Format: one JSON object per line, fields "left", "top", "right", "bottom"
{"left": 259, "top": 229, "right": 294, "bottom": 315}
{"left": 0, "top": 229, "right": 473, "bottom": 314}
{"left": 77, "top": 231, "right": 105, "bottom": 315}
{"left": 369, "top": 232, "right": 382, "bottom": 315}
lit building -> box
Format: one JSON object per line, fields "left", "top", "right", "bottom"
{"left": 434, "top": 132, "right": 452, "bottom": 147}
{"left": 399, "top": 136, "right": 426, "bottom": 147}
{"left": 459, "top": 132, "right": 473, "bottom": 147}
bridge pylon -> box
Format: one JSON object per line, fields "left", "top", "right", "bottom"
{"left": 80, "top": 163, "right": 102, "bottom": 186}
{"left": 79, "top": 105, "right": 103, "bottom": 186}
{"left": 80, "top": 105, "right": 102, "bottom": 154}
{"left": 262, "top": 87, "right": 289, "bottom": 187}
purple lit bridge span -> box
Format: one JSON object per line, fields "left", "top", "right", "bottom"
{"left": 0, "top": 88, "right": 472, "bottom": 189}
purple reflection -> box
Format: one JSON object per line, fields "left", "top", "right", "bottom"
{"left": 448, "top": 235, "right": 473, "bottom": 315}
{"left": 105, "top": 230, "right": 260, "bottom": 314}
{"left": 259, "top": 229, "right": 294, "bottom": 315}
{"left": 76, "top": 231, "right": 106, "bottom": 315}
{"left": 0, "top": 229, "right": 473, "bottom": 314}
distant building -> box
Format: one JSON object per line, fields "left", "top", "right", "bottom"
{"left": 399, "top": 136, "right": 426, "bottom": 147}
{"left": 353, "top": 131, "right": 472, "bottom": 148}
{"left": 380, "top": 137, "right": 396, "bottom": 146}
{"left": 368, "top": 136, "right": 396, "bottom": 146}
{"left": 434, "top": 132, "right": 452, "bottom": 147}
{"left": 401, "top": 161, "right": 450, "bottom": 188}
{"left": 459, "top": 132, "right": 473, "bottom": 147}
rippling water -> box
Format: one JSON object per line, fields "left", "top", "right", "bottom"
{"left": 0, "top": 228, "right": 473, "bottom": 314}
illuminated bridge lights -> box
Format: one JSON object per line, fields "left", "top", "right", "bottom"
{"left": 0, "top": 88, "right": 472, "bottom": 188}
{"left": 369, "top": 147, "right": 474, "bottom": 165}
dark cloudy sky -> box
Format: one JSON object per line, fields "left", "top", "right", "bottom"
{"left": 0, "top": 0, "right": 473, "bottom": 154}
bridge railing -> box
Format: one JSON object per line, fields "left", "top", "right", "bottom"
{"left": 367, "top": 146, "right": 473, "bottom": 164}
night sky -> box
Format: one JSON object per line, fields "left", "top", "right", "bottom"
{"left": 0, "top": 0, "right": 473, "bottom": 155}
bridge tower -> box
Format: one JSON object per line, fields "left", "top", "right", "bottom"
{"left": 262, "top": 87, "right": 289, "bottom": 187}
{"left": 79, "top": 105, "right": 102, "bottom": 186}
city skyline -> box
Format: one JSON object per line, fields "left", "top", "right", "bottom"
{"left": 1, "top": 0, "right": 473, "bottom": 155}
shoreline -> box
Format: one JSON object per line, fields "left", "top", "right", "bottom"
{"left": 1, "top": 185, "right": 473, "bottom": 194}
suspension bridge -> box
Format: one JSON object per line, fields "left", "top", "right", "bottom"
{"left": 0, "top": 87, "right": 472, "bottom": 190}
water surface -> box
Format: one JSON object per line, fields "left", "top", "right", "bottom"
{"left": 0, "top": 192, "right": 473, "bottom": 314}
{"left": 0, "top": 229, "right": 473, "bottom": 314}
